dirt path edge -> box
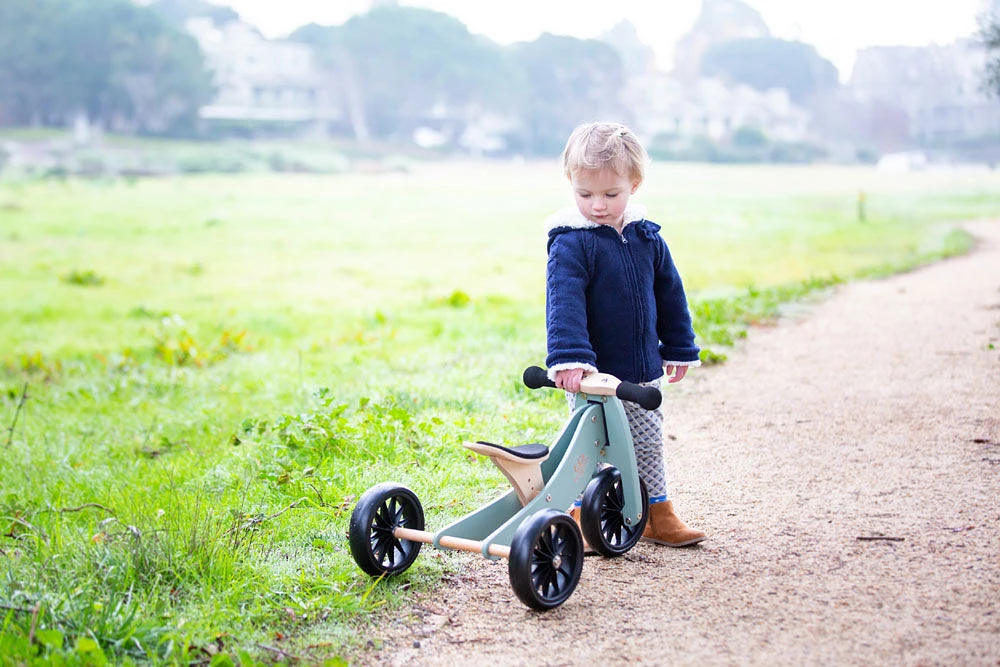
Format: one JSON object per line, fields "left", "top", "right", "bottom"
{"left": 348, "top": 220, "right": 1000, "bottom": 667}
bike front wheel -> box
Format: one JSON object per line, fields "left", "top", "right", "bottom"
{"left": 580, "top": 467, "right": 648, "bottom": 557}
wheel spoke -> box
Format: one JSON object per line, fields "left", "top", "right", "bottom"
{"left": 604, "top": 520, "right": 620, "bottom": 545}
{"left": 555, "top": 563, "right": 574, "bottom": 591}
{"left": 538, "top": 564, "right": 554, "bottom": 597}
{"left": 602, "top": 487, "right": 624, "bottom": 545}
{"left": 530, "top": 526, "right": 566, "bottom": 600}
{"left": 390, "top": 536, "right": 406, "bottom": 562}
{"left": 531, "top": 559, "right": 550, "bottom": 595}
{"left": 537, "top": 528, "right": 555, "bottom": 559}
{"left": 550, "top": 528, "right": 566, "bottom": 555}
{"left": 372, "top": 534, "right": 389, "bottom": 564}
{"left": 371, "top": 497, "right": 412, "bottom": 565}
{"left": 545, "top": 572, "right": 560, "bottom": 598}
{"left": 531, "top": 548, "right": 551, "bottom": 574}
{"left": 608, "top": 482, "right": 625, "bottom": 512}
{"left": 374, "top": 503, "right": 392, "bottom": 531}
{"left": 370, "top": 501, "right": 394, "bottom": 564}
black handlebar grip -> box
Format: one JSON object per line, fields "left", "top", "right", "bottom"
{"left": 523, "top": 366, "right": 556, "bottom": 389}
{"left": 616, "top": 381, "right": 662, "bottom": 411}
{"left": 524, "top": 366, "right": 661, "bottom": 410}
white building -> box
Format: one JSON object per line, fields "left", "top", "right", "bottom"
{"left": 850, "top": 40, "right": 1000, "bottom": 146}
{"left": 626, "top": 72, "right": 811, "bottom": 144}
{"left": 186, "top": 18, "right": 340, "bottom": 129}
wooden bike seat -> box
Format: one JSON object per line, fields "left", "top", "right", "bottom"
{"left": 465, "top": 441, "right": 549, "bottom": 461}
{"left": 464, "top": 441, "right": 550, "bottom": 506}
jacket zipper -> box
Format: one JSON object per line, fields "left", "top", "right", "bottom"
{"left": 619, "top": 227, "right": 647, "bottom": 380}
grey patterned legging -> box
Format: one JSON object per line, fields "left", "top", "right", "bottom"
{"left": 567, "top": 378, "right": 669, "bottom": 503}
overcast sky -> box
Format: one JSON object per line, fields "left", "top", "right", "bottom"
{"left": 208, "top": 0, "right": 988, "bottom": 78}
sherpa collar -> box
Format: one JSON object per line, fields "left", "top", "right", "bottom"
{"left": 545, "top": 204, "right": 648, "bottom": 234}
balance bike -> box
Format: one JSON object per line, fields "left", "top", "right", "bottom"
{"left": 347, "top": 366, "right": 661, "bottom": 610}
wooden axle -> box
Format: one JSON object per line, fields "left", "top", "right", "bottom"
{"left": 394, "top": 526, "right": 511, "bottom": 560}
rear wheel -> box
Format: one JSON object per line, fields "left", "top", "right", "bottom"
{"left": 508, "top": 509, "right": 584, "bottom": 610}
{"left": 348, "top": 483, "right": 424, "bottom": 576}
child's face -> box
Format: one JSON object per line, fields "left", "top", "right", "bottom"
{"left": 570, "top": 168, "right": 639, "bottom": 231}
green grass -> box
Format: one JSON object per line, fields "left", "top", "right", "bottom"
{"left": 1, "top": 161, "right": 997, "bottom": 663}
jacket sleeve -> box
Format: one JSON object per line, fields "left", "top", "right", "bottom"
{"left": 652, "top": 235, "right": 701, "bottom": 364}
{"left": 545, "top": 232, "right": 598, "bottom": 374}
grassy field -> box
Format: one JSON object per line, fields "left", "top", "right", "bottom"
{"left": 1, "top": 160, "right": 997, "bottom": 664}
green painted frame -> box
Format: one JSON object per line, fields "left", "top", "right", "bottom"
{"left": 431, "top": 391, "right": 644, "bottom": 559}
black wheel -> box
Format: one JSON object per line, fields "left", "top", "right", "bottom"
{"left": 508, "top": 509, "right": 584, "bottom": 610}
{"left": 580, "top": 467, "right": 649, "bottom": 557}
{"left": 348, "top": 482, "right": 425, "bottom": 576}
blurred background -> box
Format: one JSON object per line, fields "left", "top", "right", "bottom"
{"left": 3, "top": 4, "right": 1000, "bottom": 662}
{"left": 1, "top": 0, "right": 999, "bottom": 175}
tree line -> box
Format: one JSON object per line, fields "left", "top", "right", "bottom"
{"left": 0, "top": 0, "right": 628, "bottom": 151}
{"left": 1, "top": 0, "right": 998, "bottom": 153}
{"left": 290, "top": 6, "right": 625, "bottom": 155}
{"left": 0, "top": 0, "right": 214, "bottom": 135}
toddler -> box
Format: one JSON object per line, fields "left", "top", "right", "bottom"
{"left": 545, "top": 121, "right": 705, "bottom": 547}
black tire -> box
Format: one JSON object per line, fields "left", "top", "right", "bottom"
{"left": 348, "top": 482, "right": 425, "bottom": 576}
{"left": 580, "top": 468, "right": 649, "bottom": 557}
{"left": 508, "top": 509, "right": 584, "bottom": 610}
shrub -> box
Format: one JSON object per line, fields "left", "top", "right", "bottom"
{"left": 61, "top": 269, "right": 106, "bottom": 286}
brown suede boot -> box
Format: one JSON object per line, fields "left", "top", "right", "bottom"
{"left": 641, "top": 500, "right": 706, "bottom": 547}
{"left": 568, "top": 506, "right": 597, "bottom": 555}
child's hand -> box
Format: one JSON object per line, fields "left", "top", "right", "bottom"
{"left": 554, "top": 368, "right": 585, "bottom": 393}
{"left": 664, "top": 364, "right": 688, "bottom": 383}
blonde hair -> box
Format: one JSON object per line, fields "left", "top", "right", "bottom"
{"left": 562, "top": 121, "right": 648, "bottom": 184}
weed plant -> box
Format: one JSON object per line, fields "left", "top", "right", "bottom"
{"left": 0, "top": 161, "right": 996, "bottom": 663}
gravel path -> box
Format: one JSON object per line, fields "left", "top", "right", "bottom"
{"left": 350, "top": 220, "right": 1000, "bottom": 666}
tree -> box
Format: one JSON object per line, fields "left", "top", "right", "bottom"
{"left": 700, "top": 37, "right": 839, "bottom": 105}
{"left": 0, "top": 0, "right": 70, "bottom": 125}
{"left": 293, "top": 6, "right": 519, "bottom": 144}
{"left": 149, "top": 0, "right": 240, "bottom": 28}
{"left": 509, "top": 34, "right": 627, "bottom": 155}
{"left": 290, "top": 23, "right": 372, "bottom": 141}
{"left": 980, "top": 9, "right": 1000, "bottom": 97}
{"left": 63, "top": 0, "right": 215, "bottom": 135}
{"left": 0, "top": 0, "right": 213, "bottom": 135}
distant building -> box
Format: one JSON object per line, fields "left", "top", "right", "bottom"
{"left": 626, "top": 72, "right": 810, "bottom": 144}
{"left": 624, "top": 0, "right": 809, "bottom": 149}
{"left": 850, "top": 40, "right": 1000, "bottom": 147}
{"left": 185, "top": 18, "right": 340, "bottom": 132}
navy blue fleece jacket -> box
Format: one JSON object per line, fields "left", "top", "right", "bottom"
{"left": 545, "top": 204, "right": 701, "bottom": 385}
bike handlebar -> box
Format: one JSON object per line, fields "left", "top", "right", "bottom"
{"left": 522, "top": 365, "right": 556, "bottom": 390}
{"left": 522, "top": 366, "right": 662, "bottom": 411}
